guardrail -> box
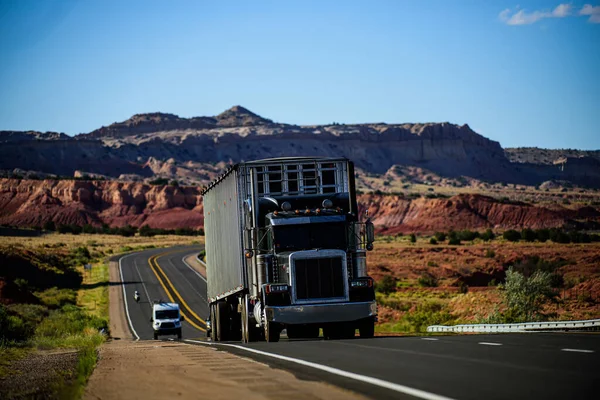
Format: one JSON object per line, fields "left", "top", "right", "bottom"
{"left": 427, "top": 319, "right": 600, "bottom": 333}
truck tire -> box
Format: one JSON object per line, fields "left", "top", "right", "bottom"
{"left": 153, "top": 332, "right": 158, "bottom": 340}
{"left": 264, "top": 321, "right": 280, "bottom": 342}
{"left": 216, "top": 301, "right": 229, "bottom": 341}
{"left": 210, "top": 304, "right": 218, "bottom": 342}
{"left": 359, "top": 318, "right": 375, "bottom": 338}
{"left": 177, "top": 328, "right": 182, "bottom": 340}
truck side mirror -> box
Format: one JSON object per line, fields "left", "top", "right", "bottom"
{"left": 366, "top": 220, "right": 374, "bottom": 250}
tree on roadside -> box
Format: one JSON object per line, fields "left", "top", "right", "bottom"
{"left": 502, "top": 267, "right": 555, "bottom": 322}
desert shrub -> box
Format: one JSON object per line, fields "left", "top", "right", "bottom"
{"left": 417, "top": 273, "right": 438, "bottom": 287}
{"left": 549, "top": 228, "right": 570, "bottom": 244}
{"left": 434, "top": 232, "right": 447, "bottom": 241}
{"left": 35, "top": 304, "right": 107, "bottom": 340}
{"left": 117, "top": 225, "right": 137, "bottom": 237}
{"left": 484, "top": 249, "right": 496, "bottom": 258}
{"left": 375, "top": 275, "right": 396, "bottom": 294}
{"left": 139, "top": 225, "right": 155, "bottom": 237}
{"left": 409, "top": 233, "right": 417, "bottom": 243}
{"left": 429, "top": 238, "right": 437, "bottom": 245}
{"left": 480, "top": 229, "right": 495, "bottom": 241}
{"left": 403, "top": 301, "right": 454, "bottom": 332}
{"left": 536, "top": 228, "right": 550, "bottom": 242}
{"left": 43, "top": 220, "right": 56, "bottom": 231}
{"left": 0, "top": 304, "right": 48, "bottom": 342}
{"left": 503, "top": 229, "right": 521, "bottom": 242}
{"left": 169, "top": 180, "right": 179, "bottom": 187}
{"left": 427, "top": 260, "right": 438, "bottom": 267}
{"left": 502, "top": 267, "right": 555, "bottom": 322}
{"left": 458, "top": 281, "right": 469, "bottom": 294}
{"left": 36, "top": 287, "right": 77, "bottom": 309}
{"left": 457, "top": 230, "right": 479, "bottom": 241}
{"left": 521, "top": 228, "right": 537, "bottom": 242}
{"left": 448, "top": 237, "right": 461, "bottom": 245}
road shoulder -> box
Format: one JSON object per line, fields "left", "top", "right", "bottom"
{"left": 108, "top": 259, "right": 133, "bottom": 340}
{"left": 84, "top": 341, "right": 366, "bottom": 400}
{"left": 183, "top": 252, "right": 206, "bottom": 278}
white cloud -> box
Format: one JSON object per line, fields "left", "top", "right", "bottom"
{"left": 498, "top": 3, "right": 597, "bottom": 25}
{"left": 580, "top": 4, "right": 600, "bottom": 23}
{"left": 552, "top": 3, "right": 572, "bottom": 17}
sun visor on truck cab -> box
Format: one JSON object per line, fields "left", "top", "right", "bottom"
{"left": 266, "top": 214, "right": 347, "bottom": 226}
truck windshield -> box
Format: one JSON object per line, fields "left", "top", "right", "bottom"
{"left": 155, "top": 310, "right": 179, "bottom": 319}
{"left": 273, "top": 222, "right": 346, "bottom": 251}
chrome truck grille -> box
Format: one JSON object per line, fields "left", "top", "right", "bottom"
{"left": 294, "top": 257, "right": 345, "bottom": 300}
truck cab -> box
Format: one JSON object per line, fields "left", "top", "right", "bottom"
{"left": 151, "top": 302, "right": 183, "bottom": 340}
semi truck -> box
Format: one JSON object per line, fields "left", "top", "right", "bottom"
{"left": 202, "top": 157, "right": 376, "bottom": 342}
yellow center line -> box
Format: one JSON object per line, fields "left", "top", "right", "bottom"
{"left": 152, "top": 252, "right": 207, "bottom": 325}
{"left": 147, "top": 252, "right": 206, "bottom": 333}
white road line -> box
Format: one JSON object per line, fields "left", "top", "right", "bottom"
{"left": 184, "top": 340, "right": 456, "bottom": 400}
{"left": 181, "top": 254, "right": 207, "bottom": 283}
{"left": 421, "top": 338, "right": 439, "bottom": 341}
{"left": 133, "top": 258, "right": 153, "bottom": 309}
{"left": 478, "top": 342, "right": 502, "bottom": 346}
{"left": 118, "top": 253, "right": 140, "bottom": 340}
{"left": 561, "top": 348, "right": 594, "bottom": 353}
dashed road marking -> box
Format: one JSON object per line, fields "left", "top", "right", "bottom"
{"left": 478, "top": 342, "right": 502, "bottom": 346}
{"left": 561, "top": 348, "right": 594, "bottom": 353}
{"left": 421, "top": 338, "right": 439, "bottom": 341}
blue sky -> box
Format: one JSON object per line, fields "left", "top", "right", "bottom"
{"left": 0, "top": 0, "right": 598, "bottom": 149}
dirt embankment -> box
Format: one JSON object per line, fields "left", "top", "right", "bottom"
{"left": 1, "top": 179, "right": 598, "bottom": 233}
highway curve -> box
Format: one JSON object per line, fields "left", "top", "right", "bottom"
{"left": 119, "top": 247, "right": 599, "bottom": 400}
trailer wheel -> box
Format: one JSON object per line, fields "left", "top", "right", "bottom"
{"left": 264, "top": 321, "right": 280, "bottom": 342}
{"left": 359, "top": 318, "right": 375, "bottom": 338}
{"left": 210, "top": 304, "right": 218, "bottom": 341}
{"left": 216, "top": 301, "right": 229, "bottom": 341}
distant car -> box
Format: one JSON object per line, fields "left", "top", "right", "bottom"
{"left": 150, "top": 302, "right": 184, "bottom": 340}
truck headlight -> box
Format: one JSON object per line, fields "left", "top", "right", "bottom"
{"left": 350, "top": 279, "right": 373, "bottom": 288}
{"left": 266, "top": 284, "right": 288, "bottom": 294}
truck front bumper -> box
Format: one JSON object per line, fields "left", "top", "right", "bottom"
{"left": 265, "top": 301, "right": 377, "bottom": 325}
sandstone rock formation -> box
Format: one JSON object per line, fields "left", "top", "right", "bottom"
{"left": 1, "top": 179, "right": 596, "bottom": 233}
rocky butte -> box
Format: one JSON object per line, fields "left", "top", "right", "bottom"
{"left": 2, "top": 105, "right": 598, "bottom": 187}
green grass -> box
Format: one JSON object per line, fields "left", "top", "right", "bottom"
{"left": 77, "top": 262, "right": 109, "bottom": 320}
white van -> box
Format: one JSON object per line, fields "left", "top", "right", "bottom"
{"left": 151, "top": 302, "right": 183, "bottom": 340}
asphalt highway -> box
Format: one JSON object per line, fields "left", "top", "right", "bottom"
{"left": 119, "top": 247, "right": 599, "bottom": 400}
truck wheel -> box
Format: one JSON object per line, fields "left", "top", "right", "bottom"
{"left": 153, "top": 332, "right": 158, "bottom": 340}
{"left": 177, "top": 329, "right": 182, "bottom": 340}
{"left": 210, "top": 304, "right": 218, "bottom": 342}
{"left": 264, "top": 321, "right": 280, "bottom": 342}
{"left": 216, "top": 301, "right": 229, "bottom": 341}
{"left": 359, "top": 318, "right": 375, "bottom": 338}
